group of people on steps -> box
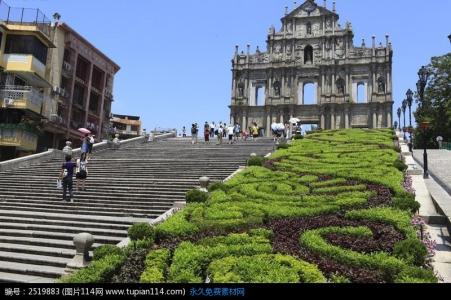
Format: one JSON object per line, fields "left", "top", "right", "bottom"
{"left": 59, "top": 133, "right": 94, "bottom": 202}
{"left": 184, "top": 121, "right": 261, "bottom": 145}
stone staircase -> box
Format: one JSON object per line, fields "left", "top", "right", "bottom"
{"left": 0, "top": 137, "right": 274, "bottom": 283}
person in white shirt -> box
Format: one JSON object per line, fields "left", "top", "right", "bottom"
{"left": 227, "top": 125, "right": 235, "bottom": 144}
{"left": 217, "top": 126, "right": 223, "bottom": 145}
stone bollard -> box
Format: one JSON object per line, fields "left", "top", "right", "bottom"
{"left": 111, "top": 134, "right": 121, "bottom": 150}
{"left": 173, "top": 201, "right": 187, "bottom": 210}
{"left": 148, "top": 132, "right": 154, "bottom": 143}
{"left": 199, "top": 176, "right": 210, "bottom": 192}
{"left": 65, "top": 233, "right": 94, "bottom": 274}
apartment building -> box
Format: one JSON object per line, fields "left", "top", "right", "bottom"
{"left": 43, "top": 20, "right": 120, "bottom": 149}
{"left": 0, "top": 0, "right": 120, "bottom": 160}
{"left": 111, "top": 114, "right": 142, "bottom": 139}
{"left": 0, "top": 1, "right": 54, "bottom": 160}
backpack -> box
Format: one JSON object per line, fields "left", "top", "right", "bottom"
{"left": 80, "top": 161, "right": 87, "bottom": 172}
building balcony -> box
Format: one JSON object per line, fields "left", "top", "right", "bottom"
{"left": 0, "top": 123, "right": 38, "bottom": 151}
{"left": 0, "top": 4, "right": 52, "bottom": 41}
{"left": 0, "top": 85, "right": 44, "bottom": 115}
{"left": 2, "top": 54, "right": 50, "bottom": 87}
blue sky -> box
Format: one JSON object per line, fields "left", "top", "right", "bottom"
{"left": 9, "top": 0, "right": 451, "bottom": 132}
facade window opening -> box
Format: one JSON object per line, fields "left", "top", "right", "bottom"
{"left": 256, "top": 85, "right": 266, "bottom": 106}
{"left": 304, "top": 45, "right": 313, "bottom": 64}
{"left": 303, "top": 83, "right": 316, "bottom": 105}
{"left": 357, "top": 83, "right": 366, "bottom": 103}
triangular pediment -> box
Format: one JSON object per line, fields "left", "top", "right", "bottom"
{"left": 283, "top": 0, "right": 337, "bottom": 19}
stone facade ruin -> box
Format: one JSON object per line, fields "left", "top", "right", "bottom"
{"left": 230, "top": 0, "right": 394, "bottom": 136}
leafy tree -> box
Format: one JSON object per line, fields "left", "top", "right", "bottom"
{"left": 413, "top": 53, "right": 451, "bottom": 148}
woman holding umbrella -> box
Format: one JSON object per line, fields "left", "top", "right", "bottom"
{"left": 78, "top": 128, "right": 91, "bottom": 155}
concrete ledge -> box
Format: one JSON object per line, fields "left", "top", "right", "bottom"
{"left": 0, "top": 133, "right": 177, "bottom": 173}
{"left": 0, "top": 149, "right": 64, "bottom": 172}
{"left": 117, "top": 206, "right": 181, "bottom": 249}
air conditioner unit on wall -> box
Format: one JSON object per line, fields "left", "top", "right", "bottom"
{"left": 3, "top": 98, "right": 15, "bottom": 107}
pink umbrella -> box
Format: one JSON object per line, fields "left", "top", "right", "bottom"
{"left": 78, "top": 128, "right": 91, "bottom": 134}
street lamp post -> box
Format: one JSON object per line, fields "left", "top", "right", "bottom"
{"left": 406, "top": 89, "right": 414, "bottom": 128}
{"left": 406, "top": 89, "right": 414, "bottom": 151}
{"left": 402, "top": 100, "right": 407, "bottom": 141}
{"left": 397, "top": 108, "right": 401, "bottom": 131}
{"left": 421, "top": 122, "right": 430, "bottom": 179}
{"left": 417, "top": 65, "right": 431, "bottom": 179}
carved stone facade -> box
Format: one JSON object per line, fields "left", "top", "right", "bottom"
{"left": 230, "top": 0, "right": 393, "bottom": 135}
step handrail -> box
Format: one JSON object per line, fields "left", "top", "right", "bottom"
{"left": 0, "top": 133, "right": 177, "bottom": 172}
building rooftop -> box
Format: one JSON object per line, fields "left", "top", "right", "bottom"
{"left": 0, "top": 0, "right": 51, "bottom": 38}
{"left": 112, "top": 114, "right": 140, "bottom": 121}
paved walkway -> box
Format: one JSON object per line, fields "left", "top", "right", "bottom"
{"left": 413, "top": 149, "right": 451, "bottom": 195}
{"left": 398, "top": 132, "right": 451, "bottom": 283}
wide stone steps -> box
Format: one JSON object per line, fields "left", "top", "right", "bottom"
{"left": 0, "top": 196, "right": 178, "bottom": 210}
{"left": 0, "top": 203, "right": 163, "bottom": 219}
{"left": 0, "top": 222, "right": 127, "bottom": 237}
{"left": 0, "top": 210, "right": 135, "bottom": 225}
{"left": 0, "top": 137, "right": 275, "bottom": 283}
{"left": 0, "top": 261, "right": 65, "bottom": 279}
{"left": 0, "top": 235, "right": 104, "bottom": 250}
{"left": 0, "top": 251, "right": 69, "bottom": 268}
{"left": 0, "top": 216, "right": 130, "bottom": 231}
{"left": 0, "top": 243, "right": 78, "bottom": 259}
{"left": 0, "top": 189, "right": 185, "bottom": 201}
{"left": 0, "top": 229, "right": 124, "bottom": 245}
{"left": 0, "top": 272, "right": 56, "bottom": 283}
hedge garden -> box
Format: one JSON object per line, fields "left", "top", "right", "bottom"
{"left": 60, "top": 129, "right": 438, "bottom": 283}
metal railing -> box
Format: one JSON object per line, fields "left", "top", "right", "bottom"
{"left": 0, "top": 85, "right": 44, "bottom": 106}
{"left": 442, "top": 142, "right": 451, "bottom": 151}
{"left": 0, "top": 0, "right": 51, "bottom": 38}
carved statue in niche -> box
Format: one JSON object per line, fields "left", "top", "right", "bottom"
{"left": 286, "top": 44, "right": 292, "bottom": 55}
{"left": 306, "top": 22, "right": 312, "bottom": 35}
{"left": 336, "top": 77, "right": 345, "bottom": 94}
{"left": 326, "top": 18, "right": 332, "bottom": 29}
{"left": 273, "top": 80, "right": 281, "bottom": 97}
{"left": 274, "top": 43, "right": 282, "bottom": 54}
{"left": 238, "top": 81, "right": 245, "bottom": 97}
{"left": 377, "top": 77, "right": 386, "bottom": 93}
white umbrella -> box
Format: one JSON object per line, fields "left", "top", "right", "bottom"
{"left": 271, "top": 123, "right": 285, "bottom": 131}
{"left": 289, "top": 118, "right": 300, "bottom": 124}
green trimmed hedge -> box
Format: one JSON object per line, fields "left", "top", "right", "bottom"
{"left": 299, "top": 226, "right": 437, "bottom": 283}
{"left": 186, "top": 189, "right": 209, "bottom": 203}
{"left": 128, "top": 223, "right": 155, "bottom": 242}
{"left": 93, "top": 245, "right": 123, "bottom": 261}
{"left": 140, "top": 249, "right": 170, "bottom": 283}
{"left": 208, "top": 254, "right": 326, "bottom": 283}
{"left": 59, "top": 254, "right": 125, "bottom": 283}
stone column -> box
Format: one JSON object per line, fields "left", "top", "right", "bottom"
{"left": 321, "top": 113, "right": 325, "bottom": 129}
{"left": 387, "top": 108, "right": 392, "bottom": 128}
{"left": 266, "top": 109, "right": 271, "bottom": 137}
{"left": 83, "top": 63, "right": 95, "bottom": 126}
{"left": 345, "top": 109, "right": 350, "bottom": 129}
{"left": 331, "top": 110, "right": 335, "bottom": 130}
{"left": 372, "top": 109, "right": 377, "bottom": 129}
{"left": 298, "top": 80, "right": 303, "bottom": 105}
